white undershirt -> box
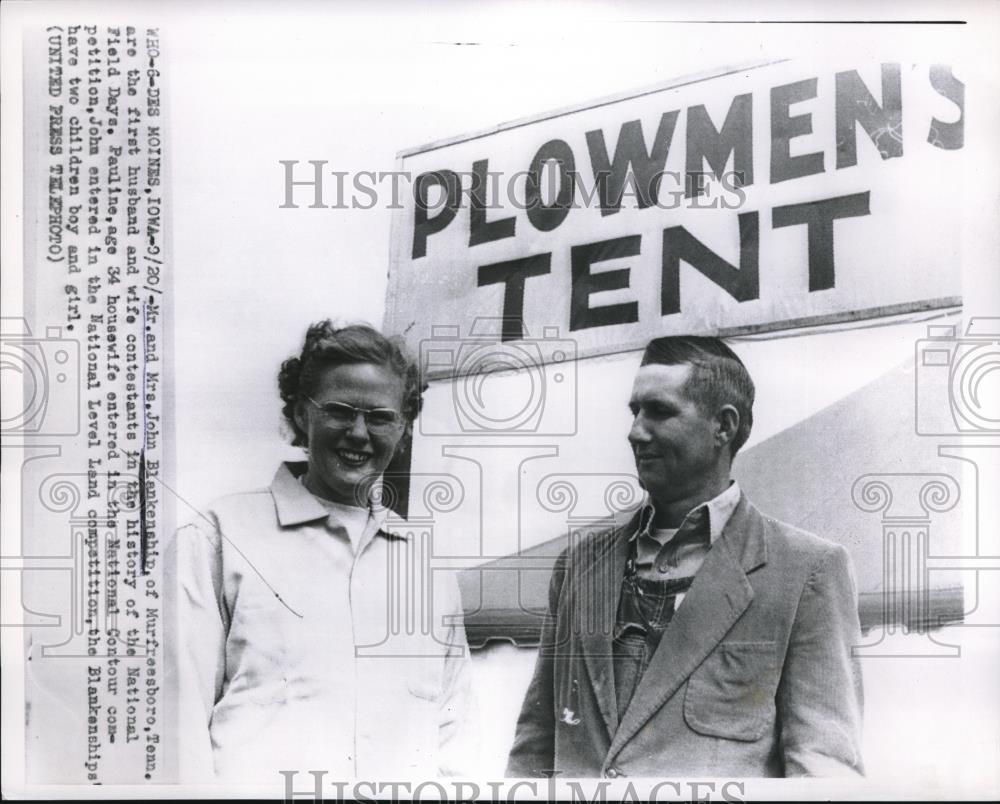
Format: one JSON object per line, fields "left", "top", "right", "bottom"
{"left": 321, "top": 499, "right": 370, "bottom": 553}
{"left": 298, "top": 475, "right": 372, "bottom": 553}
{"left": 651, "top": 527, "right": 679, "bottom": 546}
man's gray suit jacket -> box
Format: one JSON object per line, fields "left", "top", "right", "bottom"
{"left": 506, "top": 494, "right": 865, "bottom": 778}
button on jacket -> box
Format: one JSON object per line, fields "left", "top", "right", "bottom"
{"left": 166, "top": 462, "right": 476, "bottom": 782}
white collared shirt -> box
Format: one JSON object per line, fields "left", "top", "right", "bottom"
{"left": 166, "top": 462, "right": 476, "bottom": 782}
{"left": 301, "top": 477, "right": 373, "bottom": 554}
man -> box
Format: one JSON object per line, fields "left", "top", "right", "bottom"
{"left": 507, "top": 336, "right": 864, "bottom": 778}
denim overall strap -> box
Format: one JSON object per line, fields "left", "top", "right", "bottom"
{"left": 612, "top": 550, "right": 695, "bottom": 723}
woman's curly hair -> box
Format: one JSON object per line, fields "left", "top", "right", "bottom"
{"left": 278, "top": 320, "right": 424, "bottom": 447}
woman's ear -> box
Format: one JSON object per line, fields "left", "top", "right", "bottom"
{"left": 293, "top": 400, "right": 309, "bottom": 440}
{"left": 394, "top": 420, "right": 413, "bottom": 457}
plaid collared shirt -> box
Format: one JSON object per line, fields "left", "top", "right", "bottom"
{"left": 629, "top": 481, "right": 742, "bottom": 582}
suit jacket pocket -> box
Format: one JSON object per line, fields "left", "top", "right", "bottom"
{"left": 683, "top": 641, "right": 780, "bottom": 741}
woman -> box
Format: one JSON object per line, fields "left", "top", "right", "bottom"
{"left": 168, "top": 321, "right": 475, "bottom": 782}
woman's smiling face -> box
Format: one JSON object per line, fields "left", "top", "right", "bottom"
{"left": 294, "top": 362, "right": 407, "bottom": 506}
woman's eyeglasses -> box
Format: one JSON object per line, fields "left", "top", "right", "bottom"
{"left": 305, "top": 397, "right": 405, "bottom": 435}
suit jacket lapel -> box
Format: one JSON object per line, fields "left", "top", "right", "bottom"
{"left": 607, "top": 495, "right": 767, "bottom": 759}
{"left": 575, "top": 513, "right": 634, "bottom": 740}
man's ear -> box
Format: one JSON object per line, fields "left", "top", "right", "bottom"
{"left": 717, "top": 405, "right": 740, "bottom": 449}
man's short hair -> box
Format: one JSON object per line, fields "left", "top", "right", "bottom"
{"left": 641, "top": 335, "right": 755, "bottom": 456}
